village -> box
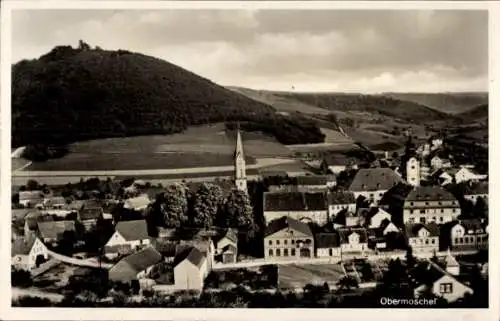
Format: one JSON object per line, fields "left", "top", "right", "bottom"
{"left": 11, "top": 129, "right": 489, "bottom": 307}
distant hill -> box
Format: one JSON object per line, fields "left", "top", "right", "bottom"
{"left": 382, "top": 92, "right": 488, "bottom": 114}
{"left": 456, "top": 104, "right": 488, "bottom": 121}
{"left": 12, "top": 43, "right": 324, "bottom": 148}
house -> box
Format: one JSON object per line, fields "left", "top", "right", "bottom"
{"left": 11, "top": 236, "right": 49, "bottom": 270}
{"left": 40, "top": 196, "right": 67, "bottom": 209}
{"left": 414, "top": 260, "right": 473, "bottom": 303}
{"left": 315, "top": 232, "right": 341, "bottom": 259}
{"left": 24, "top": 212, "right": 53, "bottom": 237}
{"left": 405, "top": 223, "right": 440, "bottom": 254}
{"left": 403, "top": 186, "right": 460, "bottom": 224}
{"left": 19, "top": 191, "right": 44, "bottom": 208}
{"left": 264, "top": 216, "right": 314, "bottom": 260}
{"left": 430, "top": 137, "right": 443, "bottom": 150}
{"left": 430, "top": 155, "right": 451, "bottom": 170}
{"left": 108, "top": 246, "right": 162, "bottom": 283}
{"left": 37, "top": 220, "right": 76, "bottom": 245}
{"left": 434, "top": 169, "right": 456, "bottom": 186}
{"left": 328, "top": 191, "right": 356, "bottom": 218}
{"left": 173, "top": 247, "right": 209, "bottom": 292}
{"left": 455, "top": 167, "right": 487, "bottom": 184}
{"left": 263, "top": 191, "right": 329, "bottom": 225}
{"left": 295, "top": 175, "right": 336, "bottom": 190}
{"left": 357, "top": 207, "right": 392, "bottom": 229}
{"left": 104, "top": 220, "right": 150, "bottom": 258}
{"left": 338, "top": 227, "right": 369, "bottom": 255}
{"left": 449, "top": 219, "right": 488, "bottom": 251}
{"left": 178, "top": 236, "right": 215, "bottom": 271}
{"left": 123, "top": 194, "right": 151, "bottom": 211}
{"left": 348, "top": 168, "right": 402, "bottom": 205}
{"left": 463, "top": 182, "right": 488, "bottom": 204}
{"left": 213, "top": 228, "right": 238, "bottom": 263}
{"left": 379, "top": 219, "right": 400, "bottom": 235}
{"left": 78, "top": 202, "right": 104, "bottom": 231}
{"left": 332, "top": 208, "right": 358, "bottom": 229}
{"left": 320, "top": 155, "right": 358, "bottom": 174}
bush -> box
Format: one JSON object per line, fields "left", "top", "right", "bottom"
{"left": 12, "top": 296, "right": 53, "bottom": 307}
{"left": 11, "top": 268, "right": 33, "bottom": 288}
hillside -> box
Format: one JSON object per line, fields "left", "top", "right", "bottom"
{"left": 456, "top": 104, "right": 488, "bottom": 121}
{"left": 12, "top": 43, "right": 324, "bottom": 148}
{"left": 382, "top": 92, "right": 488, "bottom": 114}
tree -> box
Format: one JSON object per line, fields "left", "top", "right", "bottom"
{"left": 336, "top": 276, "right": 359, "bottom": 293}
{"left": 11, "top": 268, "right": 33, "bottom": 288}
{"left": 162, "top": 183, "right": 189, "bottom": 227}
{"left": 473, "top": 197, "right": 487, "bottom": 219}
{"left": 405, "top": 246, "right": 417, "bottom": 269}
{"left": 220, "top": 189, "right": 253, "bottom": 229}
{"left": 191, "top": 183, "right": 223, "bottom": 228}
{"left": 26, "top": 179, "right": 40, "bottom": 191}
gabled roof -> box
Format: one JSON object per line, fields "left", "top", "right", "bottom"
{"left": 264, "top": 191, "right": 327, "bottom": 212}
{"left": 79, "top": 206, "right": 103, "bottom": 221}
{"left": 405, "top": 186, "right": 457, "bottom": 202}
{"left": 405, "top": 222, "right": 440, "bottom": 238}
{"left": 328, "top": 191, "right": 356, "bottom": 204}
{"left": 264, "top": 216, "right": 313, "bottom": 238}
{"left": 415, "top": 260, "right": 472, "bottom": 292}
{"left": 37, "top": 220, "right": 75, "bottom": 240}
{"left": 12, "top": 236, "right": 38, "bottom": 256}
{"left": 222, "top": 244, "right": 238, "bottom": 254}
{"left": 19, "top": 191, "right": 44, "bottom": 201}
{"left": 296, "top": 175, "right": 333, "bottom": 186}
{"left": 444, "top": 251, "right": 459, "bottom": 268}
{"left": 124, "top": 194, "right": 151, "bottom": 209}
{"left": 112, "top": 246, "right": 162, "bottom": 277}
{"left": 174, "top": 246, "right": 206, "bottom": 269}
{"left": 349, "top": 168, "right": 402, "bottom": 192}
{"left": 315, "top": 232, "right": 340, "bottom": 248}
{"left": 338, "top": 227, "right": 368, "bottom": 244}
{"left": 115, "top": 220, "right": 149, "bottom": 241}
{"left": 222, "top": 228, "right": 238, "bottom": 243}
{"left": 379, "top": 182, "right": 414, "bottom": 205}
{"left": 452, "top": 219, "right": 486, "bottom": 234}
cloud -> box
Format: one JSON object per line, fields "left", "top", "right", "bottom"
{"left": 11, "top": 9, "right": 488, "bottom": 92}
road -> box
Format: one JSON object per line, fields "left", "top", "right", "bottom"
{"left": 213, "top": 249, "right": 481, "bottom": 270}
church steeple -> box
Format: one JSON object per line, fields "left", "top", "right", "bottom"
{"left": 234, "top": 124, "right": 247, "bottom": 193}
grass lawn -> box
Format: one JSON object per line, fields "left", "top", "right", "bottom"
{"left": 278, "top": 264, "right": 346, "bottom": 290}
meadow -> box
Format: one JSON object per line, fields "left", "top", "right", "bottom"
{"left": 278, "top": 264, "right": 346, "bottom": 290}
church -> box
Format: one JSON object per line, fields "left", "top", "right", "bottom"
{"left": 234, "top": 127, "right": 248, "bottom": 194}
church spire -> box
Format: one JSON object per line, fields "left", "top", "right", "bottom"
{"left": 234, "top": 124, "right": 247, "bottom": 193}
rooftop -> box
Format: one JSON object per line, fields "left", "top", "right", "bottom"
{"left": 264, "top": 216, "right": 313, "bottom": 238}
{"left": 405, "top": 186, "right": 457, "bottom": 202}
{"left": 349, "top": 168, "right": 402, "bottom": 192}
{"left": 115, "top": 220, "right": 149, "bottom": 241}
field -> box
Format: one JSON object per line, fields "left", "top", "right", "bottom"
{"left": 19, "top": 124, "right": 294, "bottom": 172}
{"left": 278, "top": 264, "right": 346, "bottom": 289}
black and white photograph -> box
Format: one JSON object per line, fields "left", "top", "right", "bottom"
{"left": 1, "top": 0, "right": 495, "bottom": 317}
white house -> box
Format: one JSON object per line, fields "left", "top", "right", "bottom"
{"left": 214, "top": 228, "right": 238, "bottom": 264}
{"left": 455, "top": 167, "right": 487, "bottom": 184}
{"left": 414, "top": 260, "right": 473, "bottom": 303}
{"left": 328, "top": 191, "right": 356, "bottom": 218}
{"left": 463, "top": 182, "right": 488, "bottom": 204}
{"left": 11, "top": 236, "right": 49, "bottom": 270}
{"left": 105, "top": 220, "right": 151, "bottom": 258}
{"left": 321, "top": 155, "right": 358, "bottom": 174}
{"left": 348, "top": 168, "right": 402, "bottom": 205}
{"left": 449, "top": 219, "right": 488, "bottom": 251}
{"left": 338, "top": 227, "right": 369, "bottom": 255}
{"left": 173, "top": 247, "right": 209, "bottom": 292}
{"left": 405, "top": 223, "right": 440, "bottom": 254}
{"left": 264, "top": 216, "right": 314, "bottom": 260}
{"left": 358, "top": 207, "right": 392, "bottom": 229}
{"left": 403, "top": 186, "right": 460, "bottom": 225}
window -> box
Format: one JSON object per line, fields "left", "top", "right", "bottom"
{"left": 425, "top": 239, "right": 429, "bottom": 245}
{"left": 459, "top": 238, "right": 463, "bottom": 244}
{"left": 440, "top": 217, "right": 444, "bottom": 223}
{"left": 276, "top": 249, "right": 281, "bottom": 256}
{"left": 420, "top": 217, "right": 426, "bottom": 224}
{"left": 291, "top": 249, "right": 296, "bottom": 256}
{"left": 454, "top": 238, "right": 459, "bottom": 244}
{"left": 432, "top": 217, "right": 436, "bottom": 222}
{"left": 431, "top": 239, "right": 435, "bottom": 244}
{"left": 277, "top": 240, "right": 280, "bottom": 245}
{"left": 452, "top": 209, "right": 456, "bottom": 213}
{"left": 440, "top": 209, "right": 444, "bottom": 213}
{"left": 291, "top": 240, "right": 295, "bottom": 245}
{"left": 464, "top": 237, "right": 469, "bottom": 244}
{"left": 410, "top": 210, "right": 414, "bottom": 214}
{"left": 269, "top": 249, "right": 273, "bottom": 256}
{"left": 284, "top": 249, "right": 289, "bottom": 257}
{"left": 410, "top": 202, "right": 414, "bottom": 206}
{"left": 425, "top": 202, "right": 429, "bottom": 206}
{"left": 329, "top": 249, "right": 333, "bottom": 256}
{"left": 439, "top": 283, "right": 453, "bottom": 294}
{"left": 438, "top": 201, "right": 442, "bottom": 205}
{"left": 269, "top": 240, "right": 272, "bottom": 245}
{"left": 370, "top": 194, "right": 374, "bottom": 199}
{"left": 284, "top": 240, "right": 288, "bottom": 245}
{"left": 411, "top": 166, "right": 415, "bottom": 169}
{"left": 420, "top": 209, "right": 425, "bottom": 214}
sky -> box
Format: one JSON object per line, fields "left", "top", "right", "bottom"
{"left": 11, "top": 9, "right": 488, "bottom": 93}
